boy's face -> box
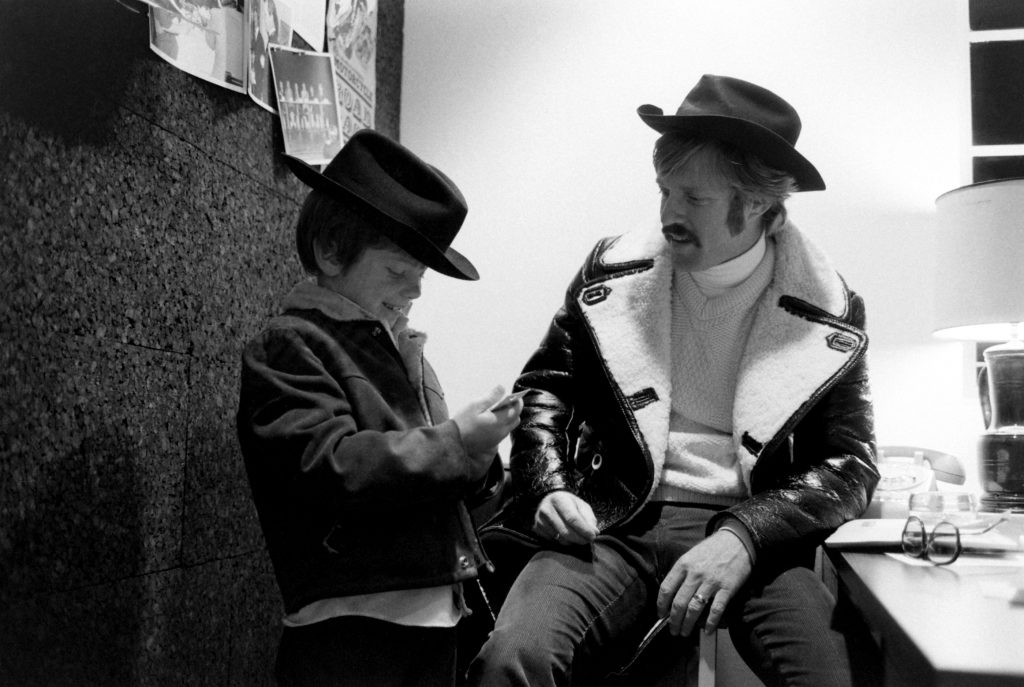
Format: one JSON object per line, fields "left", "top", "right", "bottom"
{"left": 321, "top": 244, "right": 427, "bottom": 328}
{"left": 657, "top": 152, "right": 764, "bottom": 272}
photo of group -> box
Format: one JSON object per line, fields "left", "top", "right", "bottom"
{"left": 269, "top": 46, "right": 342, "bottom": 165}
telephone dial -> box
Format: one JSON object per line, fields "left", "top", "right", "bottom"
{"left": 864, "top": 445, "right": 966, "bottom": 518}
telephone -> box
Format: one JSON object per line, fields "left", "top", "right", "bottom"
{"left": 864, "top": 445, "right": 966, "bottom": 518}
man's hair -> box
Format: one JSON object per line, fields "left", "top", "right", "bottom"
{"left": 652, "top": 133, "right": 797, "bottom": 235}
{"left": 294, "top": 189, "right": 390, "bottom": 275}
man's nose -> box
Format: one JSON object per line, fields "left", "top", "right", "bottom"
{"left": 661, "top": 193, "right": 684, "bottom": 222}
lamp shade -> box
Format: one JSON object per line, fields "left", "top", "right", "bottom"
{"left": 933, "top": 177, "right": 1024, "bottom": 342}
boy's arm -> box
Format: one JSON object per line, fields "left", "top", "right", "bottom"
{"left": 237, "top": 327, "right": 484, "bottom": 507}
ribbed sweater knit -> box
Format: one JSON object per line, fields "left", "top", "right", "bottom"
{"left": 652, "top": 236, "right": 776, "bottom": 506}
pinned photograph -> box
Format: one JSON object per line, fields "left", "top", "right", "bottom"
{"left": 246, "top": 0, "right": 293, "bottom": 112}
{"left": 149, "top": 0, "right": 246, "bottom": 92}
{"left": 269, "top": 46, "right": 343, "bottom": 166}
{"left": 327, "top": 0, "right": 377, "bottom": 141}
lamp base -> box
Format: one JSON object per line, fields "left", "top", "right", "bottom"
{"left": 980, "top": 492, "right": 1024, "bottom": 513}
{"left": 979, "top": 432, "right": 1024, "bottom": 513}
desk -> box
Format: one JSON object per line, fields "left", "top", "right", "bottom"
{"left": 825, "top": 547, "right": 1024, "bottom": 687}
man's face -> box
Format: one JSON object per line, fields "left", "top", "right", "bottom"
{"left": 321, "top": 244, "right": 426, "bottom": 328}
{"left": 658, "top": 155, "right": 764, "bottom": 272}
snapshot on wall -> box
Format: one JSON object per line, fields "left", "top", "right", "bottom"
{"left": 327, "top": 0, "right": 377, "bottom": 142}
{"left": 269, "top": 46, "right": 343, "bottom": 165}
{"left": 143, "top": 0, "right": 374, "bottom": 154}
{"left": 247, "top": 0, "right": 292, "bottom": 112}
{"left": 246, "top": 0, "right": 327, "bottom": 114}
{"left": 148, "top": 1, "right": 246, "bottom": 93}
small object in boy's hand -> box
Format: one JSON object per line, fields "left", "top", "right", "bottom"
{"left": 488, "top": 389, "right": 529, "bottom": 413}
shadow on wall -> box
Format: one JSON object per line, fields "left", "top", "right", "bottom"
{"left": 1, "top": 413, "right": 145, "bottom": 685}
{"left": 1, "top": 1, "right": 146, "bottom": 145}
{"left": 0, "top": 1, "right": 310, "bottom": 685}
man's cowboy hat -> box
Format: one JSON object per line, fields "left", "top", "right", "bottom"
{"left": 284, "top": 129, "right": 479, "bottom": 280}
{"left": 637, "top": 74, "right": 825, "bottom": 192}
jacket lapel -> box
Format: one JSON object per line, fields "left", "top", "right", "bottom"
{"left": 732, "top": 227, "right": 866, "bottom": 484}
{"left": 574, "top": 227, "right": 673, "bottom": 494}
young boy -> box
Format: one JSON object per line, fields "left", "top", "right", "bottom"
{"left": 237, "top": 129, "right": 521, "bottom": 687}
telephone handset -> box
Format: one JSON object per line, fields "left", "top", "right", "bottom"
{"left": 877, "top": 445, "right": 966, "bottom": 486}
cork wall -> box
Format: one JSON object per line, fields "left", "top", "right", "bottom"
{"left": 0, "top": 1, "right": 404, "bottom": 684}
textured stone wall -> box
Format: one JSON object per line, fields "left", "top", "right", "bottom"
{"left": 0, "top": 1, "right": 403, "bottom": 684}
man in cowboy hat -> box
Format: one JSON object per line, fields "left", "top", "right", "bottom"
{"left": 237, "top": 128, "right": 523, "bottom": 686}
{"left": 467, "top": 75, "right": 880, "bottom": 686}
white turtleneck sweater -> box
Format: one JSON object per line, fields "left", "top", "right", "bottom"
{"left": 652, "top": 232, "right": 775, "bottom": 506}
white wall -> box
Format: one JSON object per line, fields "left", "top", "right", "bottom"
{"left": 401, "top": 0, "right": 984, "bottom": 487}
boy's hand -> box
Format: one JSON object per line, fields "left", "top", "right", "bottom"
{"left": 453, "top": 386, "right": 524, "bottom": 480}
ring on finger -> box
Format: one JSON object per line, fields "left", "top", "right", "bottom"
{"left": 691, "top": 592, "right": 709, "bottom": 607}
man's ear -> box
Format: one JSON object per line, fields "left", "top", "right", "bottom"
{"left": 745, "top": 197, "right": 771, "bottom": 220}
{"left": 313, "top": 242, "right": 343, "bottom": 277}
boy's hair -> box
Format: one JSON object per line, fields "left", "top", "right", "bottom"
{"left": 295, "top": 189, "right": 390, "bottom": 275}
{"left": 653, "top": 133, "right": 797, "bottom": 235}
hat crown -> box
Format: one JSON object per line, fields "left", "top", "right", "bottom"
{"left": 677, "top": 75, "right": 802, "bottom": 145}
{"left": 636, "top": 74, "right": 824, "bottom": 191}
{"left": 284, "top": 129, "right": 479, "bottom": 280}
{"left": 321, "top": 129, "right": 468, "bottom": 248}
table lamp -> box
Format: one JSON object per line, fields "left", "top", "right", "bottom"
{"left": 933, "top": 177, "right": 1024, "bottom": 512}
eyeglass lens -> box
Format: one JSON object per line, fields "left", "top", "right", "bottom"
{"left": 929, "top": 521, "right": 961, "bottom": 565}
{"left": 901, "top": 517, "right": 926, "bottom": 558}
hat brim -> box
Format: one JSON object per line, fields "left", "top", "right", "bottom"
{"left": 284, "top": 154, "right": 479, "bottom": 280}
{"left": 637, "top": 105, "right": 825, "bottom": 192}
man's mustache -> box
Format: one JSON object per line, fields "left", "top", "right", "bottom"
{"left": 662, "top": 224, "right": 698, "bottom": 245}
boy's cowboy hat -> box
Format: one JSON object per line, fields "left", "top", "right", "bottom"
{"left": 284, "top": 128, "right": 479, "bottom": 280}
{"left": 637, "top": 74, "right": 825, "bottom": 191}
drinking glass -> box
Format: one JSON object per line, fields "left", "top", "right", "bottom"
{"left": 907, "top": 491, "right": 978, "bottom": 527}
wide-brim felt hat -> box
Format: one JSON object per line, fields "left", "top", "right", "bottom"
{"left": 284, "top": 128, "right": 479, "bottom": 280}
{"left": 637, "top": 74, "right": 825, "bottom": 191}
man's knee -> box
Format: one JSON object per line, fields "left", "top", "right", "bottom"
{"left": 468, "top": 622, "right": 566, "bottom": 685}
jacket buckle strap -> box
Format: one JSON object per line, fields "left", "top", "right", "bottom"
{"left": 581, "top": 284, "right": 611, "bottom": 306}
{"left": 741, "top": 432, "right": 764, "bottom": 458}
{"left": 826, "top": 331, "right": 858, "bottom": 353}
{"left": 626, "top": 387, "right": 659, "bottom": 410}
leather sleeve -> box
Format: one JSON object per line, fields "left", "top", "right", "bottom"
{"left": 506, "top": 241, "right": 615, "bottom": 509}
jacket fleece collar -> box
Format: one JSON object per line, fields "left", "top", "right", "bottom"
{"left": 575, "top": 222, "right": 863, "bottom": 496}
{"left": 280, "top": 280, "right": 434, "bottom": 423}
{"left": 282, "top": 279, "right": 416, "bottom": 339}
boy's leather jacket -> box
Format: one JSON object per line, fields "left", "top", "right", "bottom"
{"left": 238, "top": 283, "right": 502, "bottom": 614}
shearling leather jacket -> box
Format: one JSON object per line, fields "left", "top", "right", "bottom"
{"left": 484, "top": 224, "right": 879, "bottom": 562}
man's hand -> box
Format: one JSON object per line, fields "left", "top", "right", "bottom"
{"left": 532, "top": 490, "right": 599, "bottom": 546}
{"left": 657, "top": 530, "right": 753, "bottom": 637}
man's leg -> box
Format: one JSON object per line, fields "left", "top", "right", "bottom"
{"left": 467, "top": 504, "right": 713, "bottom": 687}
{"left": 465, "top": 541, "right": 655, "bottom": 687}
{"left": 727, "top": 562, "right": 869, "bottom": 687}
